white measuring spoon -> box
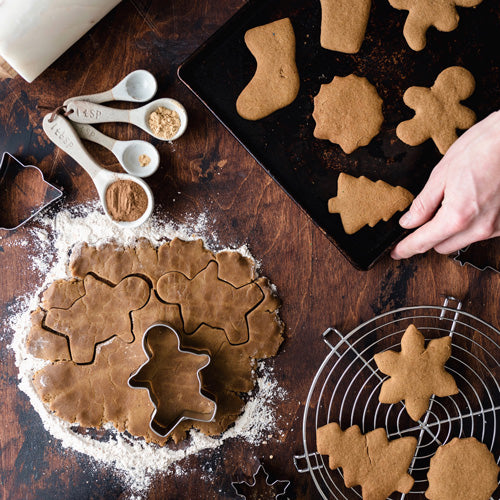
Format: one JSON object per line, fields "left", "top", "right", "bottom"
{"left": 65, "top": 98, "right": 188, "bottom": 141}
{"left": 43, "top": 113, "right": 154, "bottom": 228}
{"left": 72, "top": 123, "right": 160, "bottom": 178}
{"left": 64, "top": 70, "right": 157, "bottom": 105}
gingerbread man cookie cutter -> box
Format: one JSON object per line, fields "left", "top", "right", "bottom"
{"left": 128, "top": 323, "right": 217, "bottom": 437}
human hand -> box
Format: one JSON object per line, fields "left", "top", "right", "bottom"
{"left": 391, "top": 110, "right": 500, "bottom": 260}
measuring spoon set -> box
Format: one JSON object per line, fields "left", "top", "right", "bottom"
{"left": 43, "top": 70, "right": 188, "bottom": 228}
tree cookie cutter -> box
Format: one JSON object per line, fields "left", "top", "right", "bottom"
{"left": 127, "top": 323, "right": 217, "bottom": 437}
{"left": 231, "top": 464, "right": 290, "bottom": 499}
{"left": 0, "top": 152, "right": 62, "bottom": 230}
{"left": 453, "top": 244, "right": 500, "bottom": 274}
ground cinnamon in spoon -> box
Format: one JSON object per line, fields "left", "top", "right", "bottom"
{"left": 148, "top": 106, "right": 181, "bottom": 139}
{"left": 105, "top": 180, "right": 148, "bottom": 222}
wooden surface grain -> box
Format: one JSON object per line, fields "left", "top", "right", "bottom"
{"left": 0, "top": 1, "right": 498, "bottom": 499}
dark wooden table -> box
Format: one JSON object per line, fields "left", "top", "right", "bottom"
{"left": 0, "top": 1, "right": 498, "bottom": 499}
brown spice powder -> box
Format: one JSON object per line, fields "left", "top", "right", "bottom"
{"left": 148, "top": 107, "right": 181, "bottom": 140}
{"left": 105, "top": 180, "right": 148, "bottom": 222}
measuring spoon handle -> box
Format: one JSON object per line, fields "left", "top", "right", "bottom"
{"left": 66, "top": 100, "right": 130, "bottom": 125}
{"left": 72, "top": 123, "right": 117, "bottom": 152}
{"left": 64, "top": 90, "right": 114, "bottom": 106}
{"left": 43, "top": 114, "right": 103, "bottom": 179}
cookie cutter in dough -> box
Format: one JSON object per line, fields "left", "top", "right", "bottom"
{"left": 127, "top": 323, "right": 217, "bottom": 437}
{"left": 453, "top": 245, "right": 500, "bottom": 274}
{"left": 231, "top": 464, "right": 290, "bottom": 499}
{"left": 0, "top": 152, "right": 62, "bottom": 230}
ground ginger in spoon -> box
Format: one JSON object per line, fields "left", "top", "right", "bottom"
{"left": 105, "top": 179, "right": 148, "bottom": 222}
{"left": 148, "top": 106, "right": 181, "bottom": 140}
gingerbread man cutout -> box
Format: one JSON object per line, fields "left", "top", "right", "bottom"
{"left": 388, "top": 0, "right": 483, "bottom": 52}
{"left": 396, "top": 66, "right": 476, "bottom": 155}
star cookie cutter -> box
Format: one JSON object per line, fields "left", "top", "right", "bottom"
{"left": 0, "top": 152, "right": 63, "bottom": 230}
{"left": 231, "top": 464, "right": 290, "bottom": 499}
{"left": 127, "top": 323, "right": 217, "bottom": 437}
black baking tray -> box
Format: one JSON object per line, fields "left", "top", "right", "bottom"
{"left": 178, "top": 0, "right": 500, "bottom": 269}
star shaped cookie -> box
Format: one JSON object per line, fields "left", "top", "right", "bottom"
{"left": 374, "top": 324, "right": 459, "bottom": 421}
{"left": 388, "top": 0, "right": 483, "bottom": 51}
{"left": 317, "top": 423, "right": 417, "bottom": 500}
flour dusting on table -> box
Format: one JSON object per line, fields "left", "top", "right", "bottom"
{"left": 7, "top": 203, "right": 285, "bottom": 494}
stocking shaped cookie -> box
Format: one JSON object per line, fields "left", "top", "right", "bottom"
{"left": 374, "top": 325, "right": 459, "bottom": 421}
{"left": 388, "top": 0, "right": 483, "bottom": 51}
{"left": 397, "top": 66, "right": 476, "bottom": 154}
{"left": 328, "top": 173, "right": 414, "bottom": 234}
{"left": 236, "top": 18, "right": 300, "bottom": 120}
{"left": 317, "top": 423, "right": 417, "bottom": 500}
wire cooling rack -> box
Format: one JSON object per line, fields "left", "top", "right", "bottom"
{"left": 293, "top": 298, "right": 500, "bottom": 499}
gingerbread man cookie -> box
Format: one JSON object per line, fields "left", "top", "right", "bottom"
{"left": 388, "top": 0, "right": 483, "bottom": 51}
{"left": 397, "top": 66, "right": 476, "bottom": 154}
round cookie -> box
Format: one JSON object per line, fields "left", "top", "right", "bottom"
{"left": 313, "top": 74, "right": 384, "bottom": 154}
{"left": 426, "top": 437, "right": 499, "bottom": 500}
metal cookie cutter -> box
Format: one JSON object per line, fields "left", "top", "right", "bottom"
{"left": 0, "top": 152, "right": 62, "bottom": 230}
{"left": 128, "top": 323, "right": 217, "bottom": 437}
{"left": 453, "top": 244, "right": 500, "bottom": 274}
{"left": 232, "top": 464, "right": 290, "bottom": 499}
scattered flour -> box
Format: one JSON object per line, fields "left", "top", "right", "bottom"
{"left": 7, "top": 203, "right": 286, "bottom": 495}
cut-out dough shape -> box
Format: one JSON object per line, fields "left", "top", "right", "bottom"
{"left": 236, "top": 18, "right": 300, "bottom": 120}
{"left": 33, "top": 335, "right": 167, "bottom": 445}
{"left": 27, "top": 309, "right": 71, "bottom": 362}
{"left": 328, "top": 173, "right": 414, "bottom": 234}
{"left": 388, "top": 0, "right": 483, "bottom": 51}
{"left": 71, "top": 238, "right": 213, "bottom": 288}
{"left": 128, "top": 324, "right": 216, "bottom": 437}
{"left": 320, "top": 0, "right": 372, "bottom": 53}
{"left": 44, "top": 274, "right": 150, "bottom": 364}
{"left": 317, "top": 423, "right": 417, "bottom": 500}
{"left": 397, "top": 66, "right": 476, "bottom": 154}
{"left": 426, "top": 437, "right": 499, "bottom": 500}
{"left": 313, "top": 74, "right": 383, "bottom": 154}
{"left": 374, "top": 324, "right": 459, "bottom": 421}
{"left": 157, "top": 261, "right": 263, "bottom": 345}
{"left": 29, "top": 239, "right": 284, "bottom": 444}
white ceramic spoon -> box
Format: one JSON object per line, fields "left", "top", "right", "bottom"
{"left": 72, "top": 123, "right": 160, "bottom": 178}
{"left": 43, "top": 113, "right": 154, "bottom": 228}
{"left": 64, "top": 69, "right": 157, "bottom": 105}
{"left": 65, "top": 98, "right": 188, "bottom": 141}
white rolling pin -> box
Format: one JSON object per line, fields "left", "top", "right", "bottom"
{"left": 0, "top": 0, "right": 121, "bottom": 82}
